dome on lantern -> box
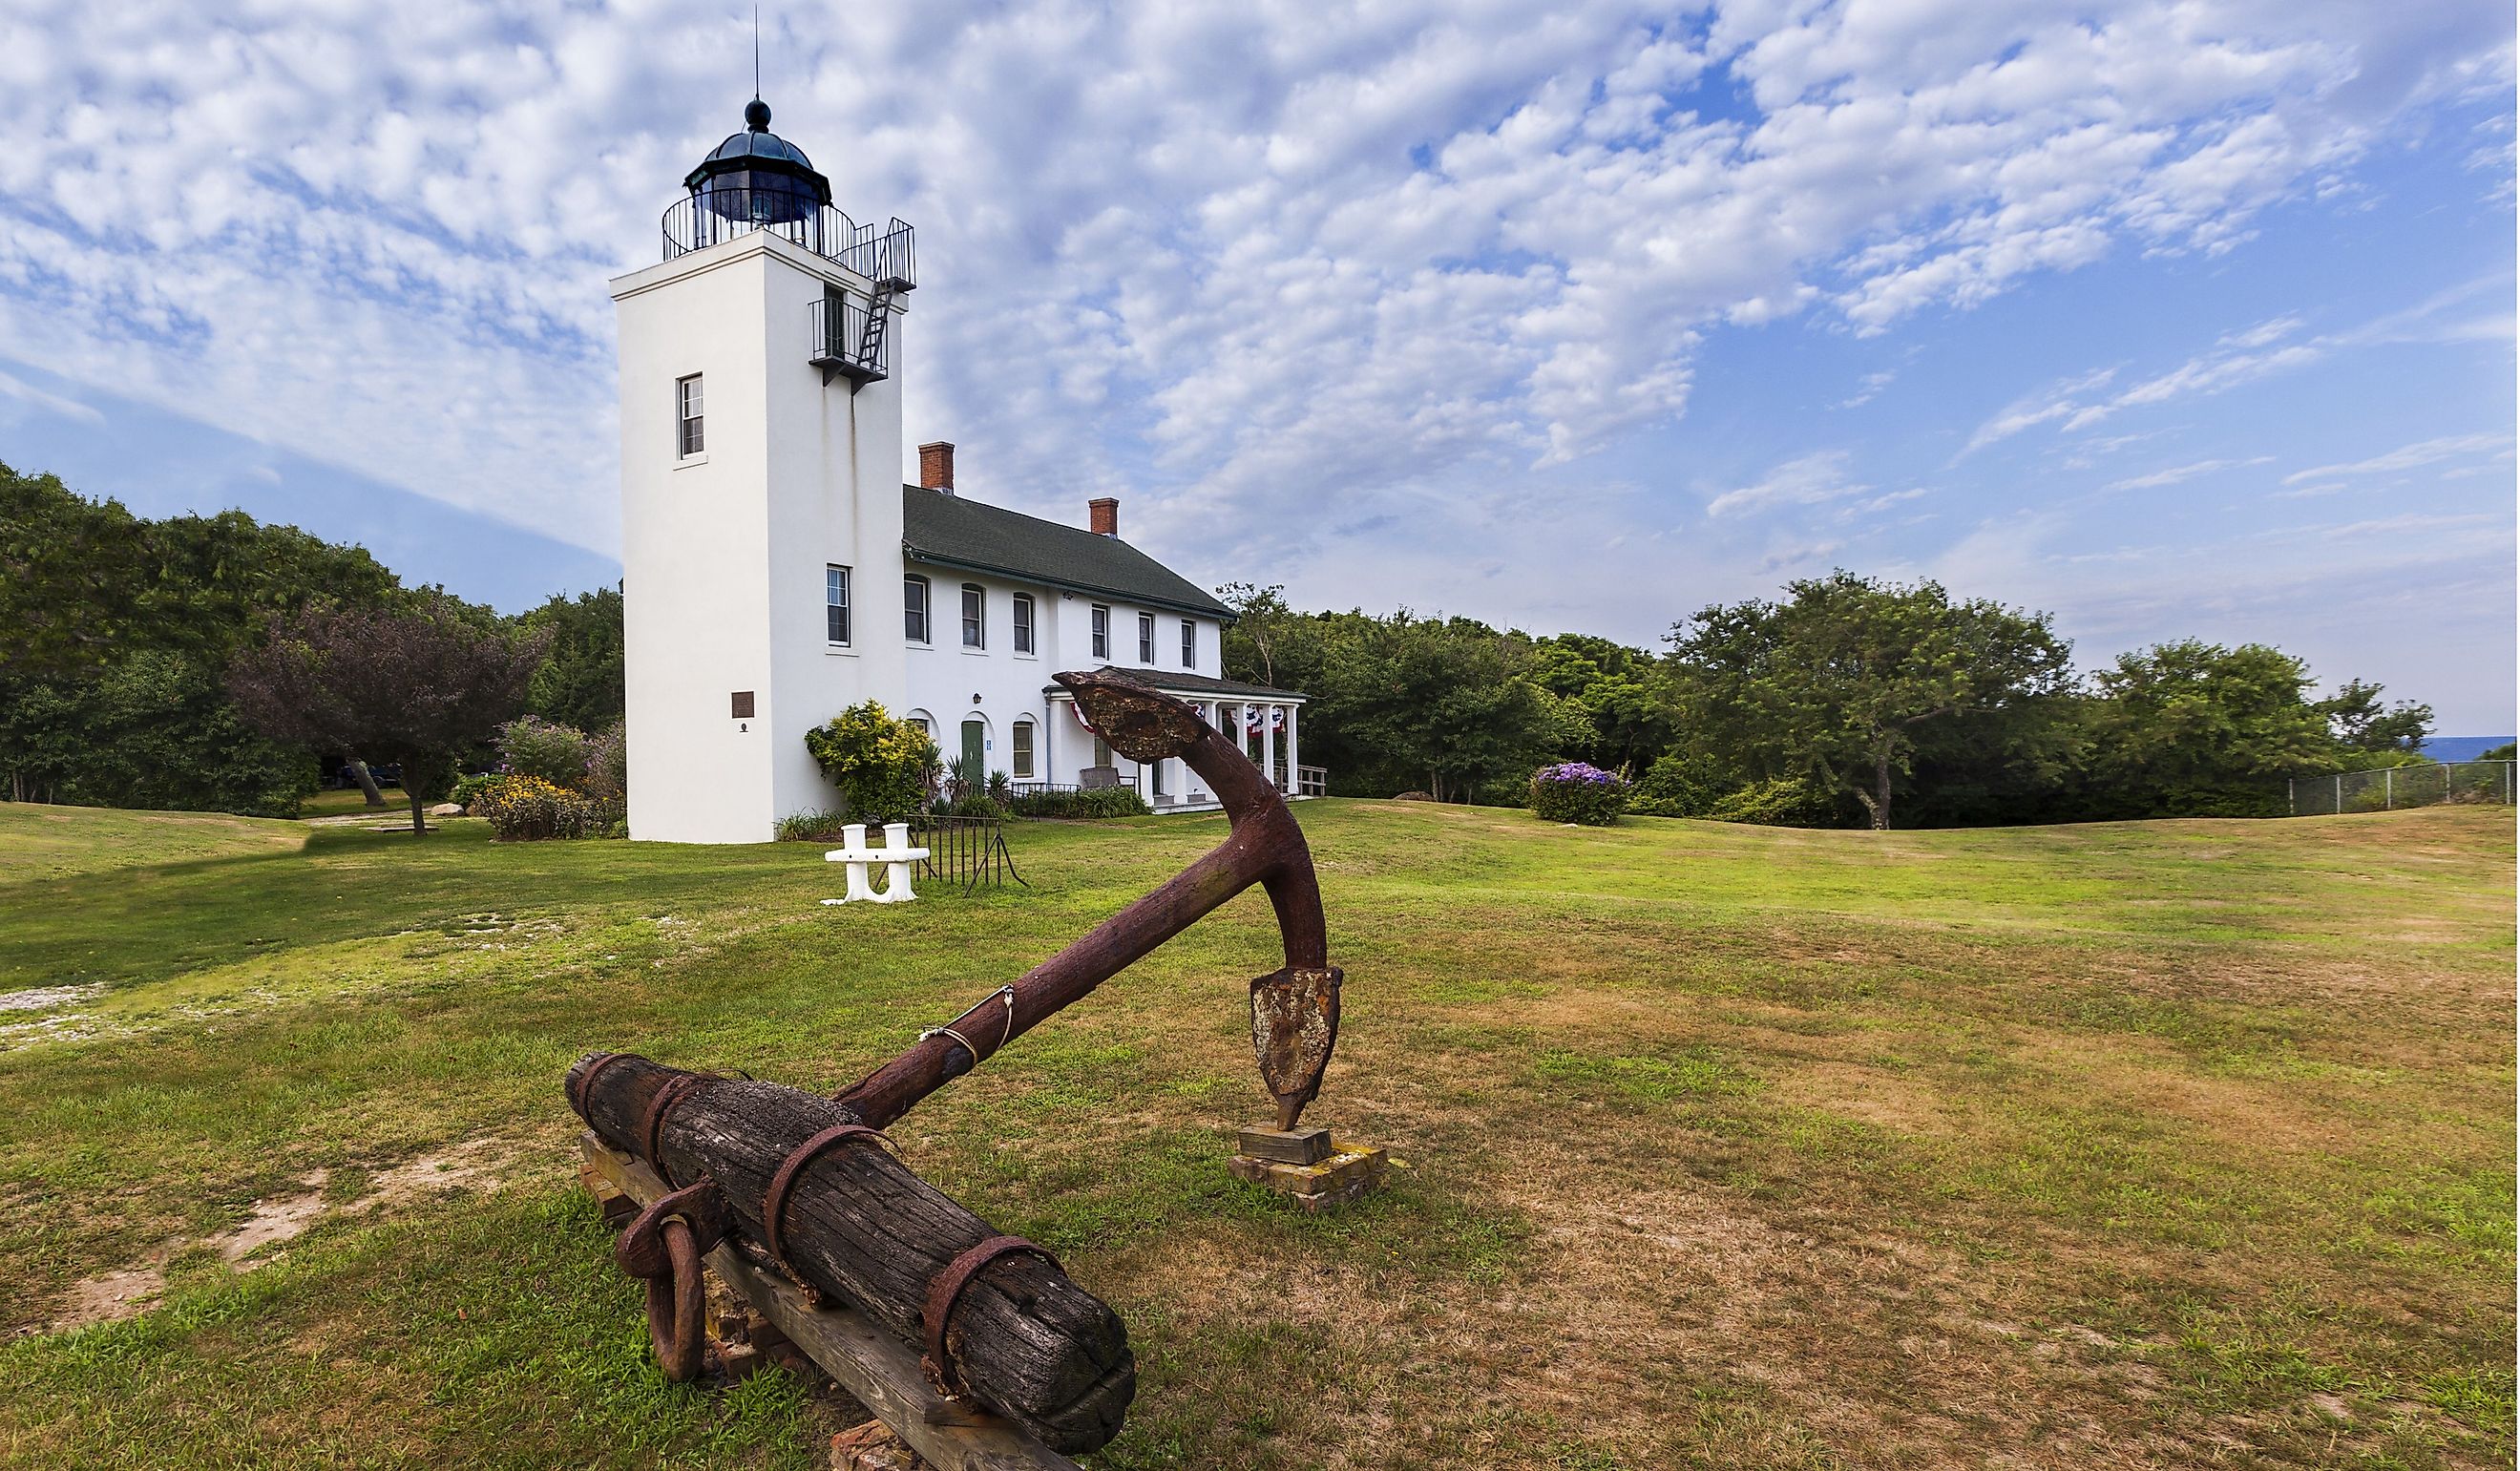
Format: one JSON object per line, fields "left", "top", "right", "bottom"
{"left": 683, "top": 97, "right": 832, "bottom": 226}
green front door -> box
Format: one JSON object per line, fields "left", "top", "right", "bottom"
{"left": 961, "top": 718, "right": 986, "bottom": 778}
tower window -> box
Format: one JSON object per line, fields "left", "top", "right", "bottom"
{"left": 1011, "top": 718, "right": 1036, "bottom": 778}
{"left": 825, "top": 564, "right": 850, "bottom": 645}
{"left": 1013, "top": 594, "right": 1035, "bottom": 654}
{"left": 676, "top": 374, "right": 704, "bottom": 457}
{"left": 1091, "top": 604, "right": 1109, "bottom": 660}
{"left": 905, "top": 575, "right": 931, "bottom": 642}
{"left": 1181, "top": 619, "right": 1196, "bottom": 667}
{"left": 961, "top": 584, "right": 985, "bottom": 648}
{"left": 1136, "top": 612, "right": 1154, "bottom": 663}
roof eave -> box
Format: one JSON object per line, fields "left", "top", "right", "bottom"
{"left": 900, "top": 544, "right": 1232, "bottom": 620}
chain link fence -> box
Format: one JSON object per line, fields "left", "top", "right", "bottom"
{"left": 2288, "top": 761, "right": 2515, "bottom": 815}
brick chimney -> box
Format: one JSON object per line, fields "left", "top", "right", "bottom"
{"left": 1088, "top": 496, "right": 1119, "bottom": 537}
{"left": 917, "top": 441, "right": 955, "bottom": 494}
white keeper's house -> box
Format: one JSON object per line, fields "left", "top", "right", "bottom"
{"left": 613, "top": 97, "right": 1314, "bottom": 843}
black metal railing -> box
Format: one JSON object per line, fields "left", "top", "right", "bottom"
{"left": 661, "top": 194, "right": 915, "bottom": 288}
{"left": 809, "top": 291, "right": 891, "bottom": 382}
{"left": 910, "top": 814, "right": 1025, "bottom": 894}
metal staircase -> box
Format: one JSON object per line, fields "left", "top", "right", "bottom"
{"left": 808, "top": 216, "right": 916, "bottom": 389}
{"left": 810, "top": 283, "right": 899, "bottom": 387}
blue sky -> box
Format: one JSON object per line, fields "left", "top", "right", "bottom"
{"left": 0, "top": 2, "right": 2511, "bottom": 727}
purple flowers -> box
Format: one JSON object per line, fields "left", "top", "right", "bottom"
{"left": 1536, "top": 762, "right": 1622, "bottom": 787}
{"left": 1531, "top": 761, "right": 1630, "bottom": 825}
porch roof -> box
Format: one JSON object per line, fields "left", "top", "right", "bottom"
{"left": 1041, "top": 666, "right": 1306, "bottom": 703}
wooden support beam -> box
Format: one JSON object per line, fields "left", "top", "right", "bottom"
{"left": 580, "top": 1131, "right": 1082, "bottom": 1471}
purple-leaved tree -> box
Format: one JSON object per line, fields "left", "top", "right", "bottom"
{"left": 228, "top": 596, "right": 549, "bottom": 835}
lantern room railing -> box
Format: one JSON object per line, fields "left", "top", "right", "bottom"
{"left": 661, "top": 193, "right": 915, "bottom": 289}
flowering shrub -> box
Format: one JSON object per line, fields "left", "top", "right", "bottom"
{"left": 584, "top": 720, "right": 628, "bottom": 803}
{"left": 472, "top": 773, "right": 602, "bottom": 840}
{"left": 1529, "top": 761, "right": 1629, "bottom": 826}
{"left": 804, "top": 702, "right": 940, "bottom": 823}
{"left": 496, "top": 716, "right": 594, "bottom": 789}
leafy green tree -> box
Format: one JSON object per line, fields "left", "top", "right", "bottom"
{"left": 0, "top": 464, "right": 402, "bottom": 811}
{"left": 1669, "top": 572, "right": 2077, "bottom": 830}
{"left": 228, "top": 596, "right": 547, "bottom": 834}
{"left": 522, "top": 585, "right": 626, "bottom": 732}
{"left": 1314, "top": 613, "right": 1582, "bottom": 801}
{"left": 2085, "top": 641, "right": 2338, "bottom": 817}
{"left": 1528, "top": 634, "right": 1677, "bottom": 773}
{"left": 1217, "top": 583, "right": 1312, "bottom": 691}
{"left": 52, "top": 654, "right": 319, "bottom": 815}
{"left": 2316, "top": 678, "right": 2431, "bottom": 757}
{"left": 1628, "top": 751, "right": 1737, "bottom": 818}
{"left": 0, "top": 465, "right": 151, "bottom": 680}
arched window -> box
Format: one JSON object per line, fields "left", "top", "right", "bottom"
{"left": 1011, "top": 718, "right": 1036, "bottom": 779}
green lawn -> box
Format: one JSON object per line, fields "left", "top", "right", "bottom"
{"left": 0, "top": 799, "right": 2510, "bottom": 1469}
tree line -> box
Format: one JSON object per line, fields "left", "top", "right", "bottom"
{"left": 0, "top": 463, "right": 624, "bottom": 822}
{"left": 1217, "top": 574, "right": 2436, "bottom": 828}
{"left": 0, "top": 461, "right": 2440, "bottom": 830}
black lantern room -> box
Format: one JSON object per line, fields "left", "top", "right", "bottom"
{"left": 685, "top": 98, "right": 832, "bottom": 228}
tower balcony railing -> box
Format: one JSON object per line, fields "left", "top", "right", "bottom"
{"left": 661, "top": 194, "right": 915, "bottom": 289}
{"left": 809, "top": 290, "right": 891, "bottom": 384}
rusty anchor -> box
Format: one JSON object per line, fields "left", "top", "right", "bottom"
{"left": 830, "top": 667, "right": 1342, "bottom": 1131}
{"left": 574, "top": 670, "right": 1348, "bottom": 1412}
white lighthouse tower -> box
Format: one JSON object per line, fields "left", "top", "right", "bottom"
{"left": 611, "top": 98, "right": 916, "bottom": 843}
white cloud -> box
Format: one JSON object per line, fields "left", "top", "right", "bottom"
{"left": 0, "top": 0, "right": 2504, "bottom": 574}
{"left": 2281, "top": 432, "right": 2515, "bottom": 483}
{"left": 0, "top": 368, "right": 104, "bottom": 425}
{"left": 1708, "top": 450, "right": 1868, "bottom": 517}
{"left": 1959, "top": 284, "right": 2514, "bottom": 460}
{"left": 1838, "top": 369, "right": 1896, "bottom": 408}
{"left": 2101, "top": 454, "right": 2274, "bottom": 491}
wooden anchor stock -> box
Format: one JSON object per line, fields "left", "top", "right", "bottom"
{"left": 567, "top": 670, "right": 1346, "bottom": 1457}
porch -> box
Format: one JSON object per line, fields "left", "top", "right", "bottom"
{"left": 1041, "top": 669, "right": 1320, "bottom": 813}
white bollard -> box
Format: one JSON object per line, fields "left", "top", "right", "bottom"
{"left": 821, "top": 822, "right": 931, "bottom": 906}
{"left": 842, "top": 824, "right": 880, "bottom": 902}
{"left": 878, "top": 822, "right": 919, "bottom": 903}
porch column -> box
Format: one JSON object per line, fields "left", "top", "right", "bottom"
{"left": 1192, "top": 703, "right": 1216, "bottom": 802}
{"left": 1284, "top": 703, "right": 1301, "bottom": 795}
{"left": 1262, "top": 702, "right": 1281, "bottom": 791}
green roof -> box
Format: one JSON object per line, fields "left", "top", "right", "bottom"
{"left": 901, "top": 487, "right": 1231, "bottom": 619}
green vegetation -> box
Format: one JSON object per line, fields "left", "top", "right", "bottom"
{"left": 804, "top": 702, "right": 942, "bottom": 825}
{"left": 1223, "top": 577, "right": 2439, "bottom": 826}
{"left": 519, "top": 585, "right": 628, "bottom": 735}
{"left": 0, "top": 799, "right": 2508, "bottom": 1468}
{"left": 1668, "top": 571, "right": 2076, "bottom": 830}
{"left": 227, "top": 595, "right": 548, "bottom": 834}
{"left": 0, "top": 462, "right": 398, "bottom": 812}
{"left": 0, "top": 463, "right": 635, "bottom": 821}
